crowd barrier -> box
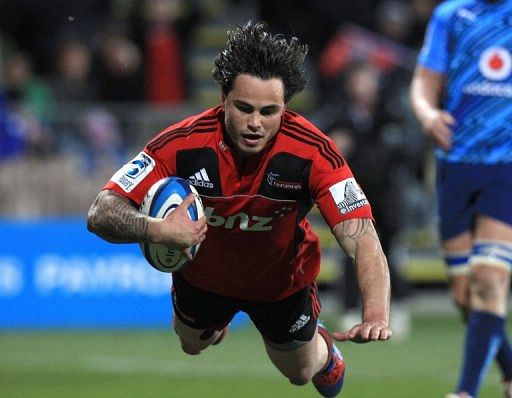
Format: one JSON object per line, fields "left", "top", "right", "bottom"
{"left": 0, "top": 218, "right": 249, "bottom": 329}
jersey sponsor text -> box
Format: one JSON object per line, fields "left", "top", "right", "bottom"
{"left": 329, "top": 178, "right": 369, "bottom": 214}
{"left": 204, "top": 206, "right": 274, "bottom": 231}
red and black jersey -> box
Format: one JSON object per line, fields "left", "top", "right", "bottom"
{"left": 104, "top": 106, "right": 373, "bottom": 301}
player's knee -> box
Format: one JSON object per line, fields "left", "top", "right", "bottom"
{"left": 179, "top": 340, "right": 203, "bottom": 356}
{"left": 287, "top": 367, "right": 313, "bottom": 386}
{"left": 175, "top": 331, "right": 206, "bottom": 355}
{"left": 181, "top": 346, "right": 201, "bottom": 356}
{"left": 288, "top": 377, "right": 308, "bottom": 386}
{"left": 469, "top": 268, "right": 506, "bottom": 304}
{"left": 468, "top": 241, "right": 512, "bottom": 304}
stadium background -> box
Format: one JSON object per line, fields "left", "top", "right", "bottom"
{"left": 0, "top": 0, "right": 508, "bottom": 397}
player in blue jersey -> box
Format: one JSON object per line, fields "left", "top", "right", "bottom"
{"left": 410, "top": 1, "right": 512, "bottom": 397}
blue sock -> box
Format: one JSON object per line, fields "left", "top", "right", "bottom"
{"left": 457, "top": 311, "right": 504, "bottom": 396}
{"left": 497, "top": 335, "right": 512, "bottom": 381}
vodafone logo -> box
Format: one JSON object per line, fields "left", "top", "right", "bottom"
{"left": 479, "top": 46, "right": 512, "bottom": 81}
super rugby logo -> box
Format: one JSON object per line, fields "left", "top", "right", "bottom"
{"left": 112, "top": 152, "right": 155, "bottom": 192}
{"left": 479, "top": 46, "right": 512, "bottom": 81}
{"left": 204, "top": 206, "right": 274, "bottom": 231}
{"left": 329, "top": 178, "right": 369, "bottom": 214}
{"left": 267, "top": 172, "right": 302, "bottom": 190}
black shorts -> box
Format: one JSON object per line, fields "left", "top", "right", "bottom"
{"left": 171, "top": 274, "right": 321, "bottom": 345}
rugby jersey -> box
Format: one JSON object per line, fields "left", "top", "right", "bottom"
{"left": 418, "top": 0, "right": 512, "bottom": 164}
{"left": 104, "top": 106, "right": 373, "bottom": 301}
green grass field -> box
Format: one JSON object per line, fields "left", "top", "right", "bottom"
{"left": 0, "top": 314, "right": 506, "bottom": 398}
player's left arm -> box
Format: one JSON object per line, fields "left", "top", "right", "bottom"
{"left": 306, "top": 127, "right": 391, "bottom": 341}
{"left": 331, "top": 218, "right": 392, "bottom": 343}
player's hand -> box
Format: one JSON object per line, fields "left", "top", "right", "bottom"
{"left": 149, "top": 194, "right": 207, "bottom": 251}
{"left": 422, "top": 109, "right": 455, "bottom": 150}
{"left": 332, "top": 321, "right": 392, "bottom": 343}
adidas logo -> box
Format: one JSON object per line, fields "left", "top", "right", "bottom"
{"left": 289, "top": 314, "right": 311, "bottom": 333}
{"left": 188, "top": 168, "right": 214, "bottom": 189}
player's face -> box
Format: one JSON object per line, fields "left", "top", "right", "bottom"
{"left": 222, "top": 74, "right": 286, "bottom": 157}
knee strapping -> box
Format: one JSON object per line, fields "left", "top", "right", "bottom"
{"left": 444, "top": 251, "right": 470, "bottom": 275}
{"left": 470, "top": 240, "right": 512, "bottom": 270}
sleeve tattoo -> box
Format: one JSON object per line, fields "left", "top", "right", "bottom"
{"left": 88, "top": 191, "right": 149, "bottom": 243}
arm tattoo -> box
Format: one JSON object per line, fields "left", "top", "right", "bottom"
{"left": 334, "top": 218, "right": 380, "bottom": 259}
{"left": 340, "top": 218, "right": 371, "bottom": 240}
{"left": 88, "top": 191, "right": 149, "bottom": 243}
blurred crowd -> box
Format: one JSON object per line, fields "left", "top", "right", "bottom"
{"left": 0, "top": 0, "right": 437, "bottom": 219}
{"left": 0, "top": 0, "right": 202, "bottom": 161}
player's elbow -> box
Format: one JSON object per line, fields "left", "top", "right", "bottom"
{"left": 86, "top": 200, "right": 102, "bottom": 235}
{"left": 86, "top": 201, "right": 117, "bottom": 243}
{"left": 87, "top": 207, "right": 97, "bottom": 232}
{"left": 86, "top": 213, "right": 109, "bottom": 242}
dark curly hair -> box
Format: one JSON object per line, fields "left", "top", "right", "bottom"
{"left": 212, "top": 20, "right": 309, "bottom": 102}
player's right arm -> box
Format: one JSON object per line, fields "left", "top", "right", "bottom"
{"left": 410, "top": 65, "right": 455, "bottom": 150}
{"left": 87, "top": 189, "right": 206, "bottom": 251}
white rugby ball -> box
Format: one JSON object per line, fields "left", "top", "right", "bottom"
{"left": 139, "top": 177, "right": 204, "bottom": 273}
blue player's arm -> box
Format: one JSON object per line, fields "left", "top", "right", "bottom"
{"left": 412, "top": 0, "right": 461, "bottom": 150}
{"left": 410, "top": 65, "right": 455, "bottom": 150}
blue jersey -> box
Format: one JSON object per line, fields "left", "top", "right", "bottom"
{"left": 418, "top": 0, "right": 512, "bottom": 164}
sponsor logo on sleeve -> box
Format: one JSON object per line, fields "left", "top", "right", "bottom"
{"left": 111, "top": 152, "right": 155, "bottom": 192}
{"left": 329, "top": 178, "right": 369, "bottom": 214}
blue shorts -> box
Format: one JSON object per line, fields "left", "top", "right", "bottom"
{"left": 436, "top": 160, "right": 512, "bottom": 241}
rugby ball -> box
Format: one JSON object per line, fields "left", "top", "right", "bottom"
{"left": 139, "top": 177, "right": 204, "bottom": 273}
